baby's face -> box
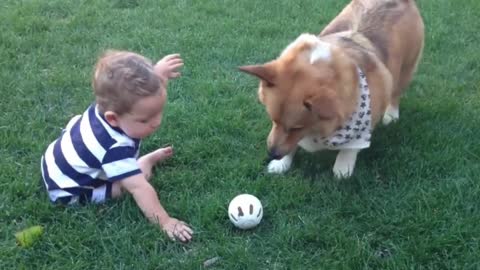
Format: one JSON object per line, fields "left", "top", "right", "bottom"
{"left": 116, "top": 92, "right": 167, "bottom": 139}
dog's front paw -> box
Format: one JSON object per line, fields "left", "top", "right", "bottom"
{"left": 333, "top": 161, "right": 354, "bottom": 179}
{"left": 267, "top": 158, "right": 292, "bottom": 174}
{"left": 333, "top": 149, "right": 359, "bottom": 179}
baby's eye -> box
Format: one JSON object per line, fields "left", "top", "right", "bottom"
{"left": 138, "top": 119, "right": 149, "bottom": 124}
{"left": 288, "top": 126, "right": 303, "bottom": 132}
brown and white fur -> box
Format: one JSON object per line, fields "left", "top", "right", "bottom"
{"left": 239, "top": 0, "right": 424, "bottom": 178}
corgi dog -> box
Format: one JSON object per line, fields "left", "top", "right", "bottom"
{"left": 239, "top": 0, "right": 424, "bottom": 178}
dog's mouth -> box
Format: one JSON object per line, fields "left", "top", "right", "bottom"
{"left": 269, "top": 153, "right": 284, "bottom": 161}
{"left": 266, "top": 147, "right": 287, "bottom": 161}
{"left": 263, "top": 153, "right": 284, "bottom": 164}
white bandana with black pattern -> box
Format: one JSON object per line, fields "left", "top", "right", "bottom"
{"left": 321, "top": 67, "right": 372, "bottom": 150}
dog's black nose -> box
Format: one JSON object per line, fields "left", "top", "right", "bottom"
{"left": 268, "top": 148, "right": 283, "bottom": 160}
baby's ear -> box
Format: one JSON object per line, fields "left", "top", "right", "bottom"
{"left": 104, "top": 111, "right": 120, "bottom": 127}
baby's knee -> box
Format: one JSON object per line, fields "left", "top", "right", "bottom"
{"left": 111, "top": 182, "right": 124, "bottom": 198}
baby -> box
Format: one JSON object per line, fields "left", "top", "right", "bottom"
{"left": 40, "top": 50, "right": 193, "bottom": 242}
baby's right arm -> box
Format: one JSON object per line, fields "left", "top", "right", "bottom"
{"left": 118, "top": 174, "right": 193, "bottom": 242}
{"left": 153, "top": 54, "right": 183, "bottom": 82}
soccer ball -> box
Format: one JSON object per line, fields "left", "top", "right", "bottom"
{"left": 228, "top": 194, "right": 263, "bottom": 229}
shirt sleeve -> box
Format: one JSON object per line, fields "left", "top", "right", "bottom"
{"left": 102, "top": 146, "right": 142, "bottom": 181}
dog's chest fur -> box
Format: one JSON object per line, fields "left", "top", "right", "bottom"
{"left": 298, "top": 68, "right": 373, "bottom": 152}
{"left": 298, "top": 136, "right": 329, "bottom": 152}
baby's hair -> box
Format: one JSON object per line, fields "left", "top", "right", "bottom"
{"left": 92, "top": 50, "right": 163, "bottom": 115}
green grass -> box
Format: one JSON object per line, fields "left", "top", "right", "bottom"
{"left": 1, "top": 0, "right": 479, "bottom": 269}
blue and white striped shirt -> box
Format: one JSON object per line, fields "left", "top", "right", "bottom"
{"left": 41, "top": 104, "right": 142, "bottom": 201}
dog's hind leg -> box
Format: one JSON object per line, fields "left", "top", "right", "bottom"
{"left": 383, "top": 31, "right": 424, "bottom": 126}
{"left": 267, "top": 149, "right": 297, "bottom": 174}
{"left": 382, "top": 47, "right": 422, "bottom": 126}
{"left": 333, "top": 149, "right": 359, "bottom": 178}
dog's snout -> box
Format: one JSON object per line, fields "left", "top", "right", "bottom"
{"left": 268, "top": 148, "right": 283, "bottom": 160}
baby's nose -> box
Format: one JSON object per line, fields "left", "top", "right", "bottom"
{"left": 151, "top": 119, "right": 161, "bottom": 129}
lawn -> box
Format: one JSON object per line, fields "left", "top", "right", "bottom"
{"left": 1, "top": 0, "right": 479, "bottom": 269}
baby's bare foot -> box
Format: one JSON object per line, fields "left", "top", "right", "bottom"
{"left": 149, "top": 146, "right": 174, "bottom": 164}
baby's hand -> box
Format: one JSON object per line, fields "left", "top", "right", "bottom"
{"left": 162, "top": 217, "right": 193, "bottom": 243}
{"left": 154, "top": 54, "right": 184, "bottom": 81}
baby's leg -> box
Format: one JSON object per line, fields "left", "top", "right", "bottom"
{"left": 138, "top": 146, "right": 174, "bottom": 181}
{"left": 112, "top": 182, "right": 124, "bottom": 198}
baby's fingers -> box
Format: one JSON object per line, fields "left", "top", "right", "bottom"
{"left": 175, "top": 231, "right": 189, "bottom": 242}
{"left": 168, "top": 62, "right": 184, "bottom": 71}
{"left": 180, "top": 223, "right": 194, "bottom": 235}
{"left": 173, "top": 222, "right": 193, "bottom": 242}
{"left": 170, "top": 72, "right": 181, "bottom": 78}
{"left": 167, "top": 61, "right": 183, "bottom": 69}
{"left": 166, "top": 230, "right": 176, "bottom": 241}
{"left": 167, "top": 58, "right": 183, "bottom": 65}
{"left": 162, "top": 53, "right": 181, "bottom": 62}
{"left": 176, "top": 226, "right": 193, "bottom": 242}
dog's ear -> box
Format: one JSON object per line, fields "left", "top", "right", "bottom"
{"left": 238, "top": 63, "right": 276, "bottom": 87}
{"left": 303, "top": 91, "right": 339, "bottom": 120}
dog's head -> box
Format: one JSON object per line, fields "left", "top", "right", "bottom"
{"left": 239, "top": 34, "right": 358, "bottom": 159}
